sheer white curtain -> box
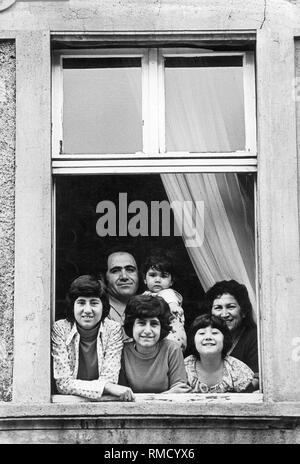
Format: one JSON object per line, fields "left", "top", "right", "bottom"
{"left": 161, "top": 63, "right": 256, "bottom": 314}
{"left": 165, "top": 64, "right": 245, "bottom": 152}
{"left": 161, "top": 173, "right": 256, "bottom": 314}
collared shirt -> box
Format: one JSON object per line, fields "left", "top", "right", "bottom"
{"left": 51, "top": 317, "right": 123, "bottom": 400}
{"left": 108, "top": 295, "right": 132, "bottom": 342}
{"left": 108, "top": 294, "right": 126, "bottom": 325}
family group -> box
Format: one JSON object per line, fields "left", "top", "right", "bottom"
{"left": 52, "top": 248, "right": 259, "bottom": 401}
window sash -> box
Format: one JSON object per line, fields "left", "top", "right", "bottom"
{"left": 52, "top": 48, "right": 257, "bottom": 163}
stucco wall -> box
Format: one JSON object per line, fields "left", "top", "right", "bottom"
{"left": 0, "top": 416, "right": 300, "bottom": 444}
{"left": 0, "top": 40, "right": 15, "bottom": 402}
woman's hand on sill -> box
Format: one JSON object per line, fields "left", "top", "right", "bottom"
{"left": 103, "top": 382, "right": 135, "bottom": 402}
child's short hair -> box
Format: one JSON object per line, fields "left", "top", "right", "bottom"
{"left": 187, "top": 314, "right": 232, "bottom": 359}
{"left": 142, "top": 248, "right": 175, "bottom": 278}
{"left": 65, "top": 274, "right": 110, "bottom": 323}
{"left": 124, "top": 294, "right": 172, "bottom": 340}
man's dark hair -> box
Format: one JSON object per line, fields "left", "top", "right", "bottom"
{"left": 99, "top": 246, "right": 138, "bottom": 282}
{"left": 103, "top": 245, "right": 139, "bottom": 272}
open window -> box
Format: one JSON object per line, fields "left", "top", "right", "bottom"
{"left": 52, "top": 43, "right": 260, "bottom": 401}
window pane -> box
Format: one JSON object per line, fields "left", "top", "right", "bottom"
{"left": 165, "top": 56, "right": 245, "bottom": 152}
{"left": 55, "top": 174, "right": 204, "bottom": 323}
{"left": 55, "top": 173, "right": 255, "bottom": 325}
{"left": 63, "top": 58, "right": 142, "bottom": 154}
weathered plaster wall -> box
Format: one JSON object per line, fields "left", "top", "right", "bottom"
{"left": 0, "top": 417, "right": 300, "bottom": 444}
{"left": 0, "top": 0, "right": 266, "bottom": 31}
{"left": 0, "top": 40, "right": 15, "bottom": 402}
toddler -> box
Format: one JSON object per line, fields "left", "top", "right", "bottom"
{"left": 142, "top": 249, "right": 187, "bottom": 351}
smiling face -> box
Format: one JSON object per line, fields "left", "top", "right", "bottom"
{"left": 74, "top": 296, "right": 103, "bottom": 329}
{"left": 132, "top": 317, "right": 161, "bottom": 354}
{"left": 106, "top": 252, "right": 139, "bottom": 303}
{"left": 211, "top": 293, "right": 244, "bottom": 336}
{"left": 144, "top": 267, "right": 173, "bottom": 293}
{"left": 194, "top": 325, "right": 224, "bottom": 357}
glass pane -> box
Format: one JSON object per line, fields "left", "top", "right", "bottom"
{"left": 63, "top": 58, "right": 142, "bottom": 154}
{"left": 55, "top": 174, "right": 205, "bottom": 324}
{"left": 165, "top": 56, "right": 245, "bottom": 152}
{"left": 55, "top": 172, "right": 255, "bottom": 325}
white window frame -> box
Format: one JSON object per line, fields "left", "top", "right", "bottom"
{"left": 51, "top": 44, "right": 261, "bottom": 404}
{"left": 52, "top": 48, "right": 257, "bottom": 172}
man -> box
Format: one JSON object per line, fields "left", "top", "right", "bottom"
{"left": 105, "top": 249, "right": 139, "bottom": 329}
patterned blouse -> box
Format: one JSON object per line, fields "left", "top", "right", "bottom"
{"left": 184, "top": 355, "right": 254, "bottom": 393}
{"left": 51, "top": 317, "right": 123, "bottom": 400}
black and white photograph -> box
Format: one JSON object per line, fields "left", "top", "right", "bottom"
{"left": 0, "top": 0, "right": 299, "bottom": 447}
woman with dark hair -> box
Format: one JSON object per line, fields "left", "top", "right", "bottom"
{"left": 118, "top": 294, "right": 189, "bottom": 393}
{"left": 52, "top": 275, "right": 134, "bottom": 401}
{"left": 184, "top": 314, "right": 254, "bottom": 393}
{"left": 204, "top": 280, "right": 258, "bottom": 384}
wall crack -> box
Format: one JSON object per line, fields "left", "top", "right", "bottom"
{"left": 260, "top": 0, "right": 267, "bottom": 29}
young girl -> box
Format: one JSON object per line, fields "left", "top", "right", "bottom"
{"left": 142, "top": 249, "right": 187, "bottom": 351}
{"left": 184, "top": 314, "right": 255, "bottom": 393}
{"left": 118, "top": 294, "right": 189, "bottom": 393}
{"left": 52, "top": 275, "right": 134, "bottom": 401}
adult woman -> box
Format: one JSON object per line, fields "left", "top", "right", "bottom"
{"left": 52, "top": 275, "right": 134, "bottom": 401}
{"left": 118, "top": 294, "right": 189, "bottom": 393}
{"left": 185, "top": 314, "right": 254, "bottom": 393}
{"left": 204, "top": 280, "right": 259, "bottom": 386}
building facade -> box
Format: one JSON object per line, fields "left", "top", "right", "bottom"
{"left": 0, "top": 0, "right": 300, "bottom": 444}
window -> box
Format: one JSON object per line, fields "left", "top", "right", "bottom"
{"left": 52, "top": 43, "right": 260, "bottom": 401}
{"left": 52, "top": 48, "right": 256, "bottom": 158}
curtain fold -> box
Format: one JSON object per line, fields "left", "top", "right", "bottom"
{"left": 161, "top": 173, "right": 256, "bottom": 317}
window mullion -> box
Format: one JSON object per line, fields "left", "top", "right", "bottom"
{"left": 143, "top": 48, "right": 159, "bottom": 155}
{"left": 157, "top": 50, "right": 166, "bottom": 154}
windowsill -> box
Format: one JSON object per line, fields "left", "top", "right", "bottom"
{"left": 51, "top": 392, "right": 263, "bottom": 404}
{"left": 1, "top": 393, "right": 300, "bottom": 421}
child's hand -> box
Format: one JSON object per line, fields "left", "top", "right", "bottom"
{"left": 169, "top": 302, "right": 185, "bottom": 320}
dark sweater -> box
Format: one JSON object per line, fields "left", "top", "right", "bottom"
{"left": 76, "top": 322, "right": 100, "bottom": 380}
{"left": 230, "top": 327, "right": 258, "bottom": 375}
